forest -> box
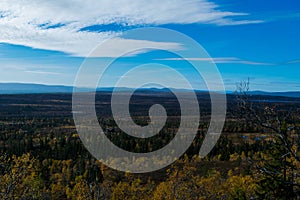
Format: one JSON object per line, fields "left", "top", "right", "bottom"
{"left": 0, "top": 91, "right": 299, "bottom": 199}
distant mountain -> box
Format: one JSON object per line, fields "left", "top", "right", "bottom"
{"left": 0, "top": 83, "right": 195, "bottom": 94}
{"left": 0, "top": 83, "right": 76, "bottom": 94}
{"left": 248, "top": 91, "right": 300, "bottom": 98}
{"left": 0, "top": 83, "right": 300, "bottom": 98}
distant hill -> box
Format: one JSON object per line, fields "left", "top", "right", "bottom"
{"left": 0, "top": 83, "right": 195, "bottom": 94}
{"left": 0, "top": 83, "right": 76, "bottom": 94}
{"left": 248, "top": 91, "right": 300, "bottom": 98}
{"left": 0, "top": 83, "right": 300, "bottom": 98}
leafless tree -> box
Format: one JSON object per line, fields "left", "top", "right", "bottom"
{"left": 235, "top": 79, "right": 300, "bottom": 199}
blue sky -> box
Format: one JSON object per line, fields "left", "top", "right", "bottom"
{"left": 0, "top": 0, "right": 299, "bottom": 91}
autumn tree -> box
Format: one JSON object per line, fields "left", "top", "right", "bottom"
{"left": 0, "top": 153, "right": 45, "bottom": 200}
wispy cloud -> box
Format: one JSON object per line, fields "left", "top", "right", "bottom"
{"left": 254, "top": 12, "right": 300, "bottom": 23}
{"left": 157, "top": 57, "right": 273, "bottom": 65}
{"left": 286, "top": 60, "right": 300, "bottom": 64}
{"left": 212, "top": 19, "right": 264, "bottom": 26}
{"left": 24, "top": 70, "right": 61, "bottom": 75}
{"left": 84, "top": 38, "right": 183, "bottom": 57}
{"left": 0, "top": 0, "right": 262, "bottom": 57}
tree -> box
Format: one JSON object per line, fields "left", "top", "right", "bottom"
{"left": 111, "top": 178, "right": 154, "bottom": 200}
{"left": 0, "top": 153, "right": 45, "bottom": 200}
{"left": 66, "top": 176, "right": 92, "bottom": 200}
{"left": 236, "top": 80, "right": 300, "bottom": 199}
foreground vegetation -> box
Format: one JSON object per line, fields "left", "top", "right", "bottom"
{"left": 0, "top": 92, "right": 299, "bottom": 199}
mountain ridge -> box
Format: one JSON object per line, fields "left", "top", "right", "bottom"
{"left": 0, "top": 83, "right": 300, "bottom": 98}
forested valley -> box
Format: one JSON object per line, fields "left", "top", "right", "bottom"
{"left": 0, "top": 92, "right": 299, "bottom": 199}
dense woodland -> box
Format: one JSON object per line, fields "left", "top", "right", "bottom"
{"left": 0, "top": 92, "right": 299, "bottom": 199}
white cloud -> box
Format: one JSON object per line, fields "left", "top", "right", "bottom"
{"left": 24, "top": 70, "right": 61, "bottom": 75}
{"left": 158, "top": 57, "right": 273, "bottom": 65}
{"left": 88, "top": 38, "right": 183, "bottom": 57}
{"left": 0, "top": 0, "right": 262, "bottom": 57}
{"left": 287, "top": 60, "right": 300, "bottom": 64}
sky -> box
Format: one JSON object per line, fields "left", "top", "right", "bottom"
{"left": 0, "top": 0, "right": 299, "bottom": 91}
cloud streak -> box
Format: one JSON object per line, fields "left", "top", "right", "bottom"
{"left": 157, "top": 57, "right": 273, "bottom": 65}
{"left": 24, "top": 70, "right": 61, "bottom": 75}
{"left": 0, "top": 0, "right": 262, "bottom": 57}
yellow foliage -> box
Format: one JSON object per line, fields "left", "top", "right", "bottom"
{"left": 67, "top": 176, "right": 92, "bottom": 200}
{"left": 0, "top": 153, "right": 44, "bottom": 199}
{"left": 112, "top": 178, "right": 154, "bottom": 200}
